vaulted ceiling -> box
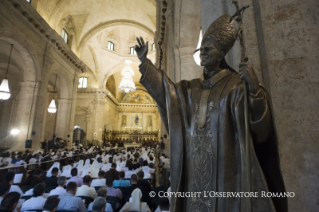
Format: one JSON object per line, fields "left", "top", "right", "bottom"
{"left": 34, "top": 0, "right": 156, "bottom": 98}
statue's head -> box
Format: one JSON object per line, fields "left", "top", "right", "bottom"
{"left": 200, "top": 14, "right": 238, "bottom": 67}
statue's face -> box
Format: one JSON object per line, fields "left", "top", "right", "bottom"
{"left": 200, "top": 42, "right": 222, "bottom": 68}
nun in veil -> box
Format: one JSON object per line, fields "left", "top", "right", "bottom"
{"left": 120, "top": 188, "right": 151, "bottom": 212}
{"left": 46, "top": 162, "right": 61, "bottom": 177}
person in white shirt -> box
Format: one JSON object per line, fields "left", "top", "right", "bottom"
{"left": 49, "top": 176, "right": 67, "bottom": 197}
{"left": 3, "top": 172, "right": 24, "bottom": 196}
{"left": 21, "top": 183, "right": 47, "bottom": 212}
{"left": 88, "top": 188, "right": 113, "bottom": 212}
{"left": 91, "top": 171, "right": 106, "bottom": 188}
{"left": 75, "top": 175, "right": 97, "bottom": 199}
{"left": 0, "top": 182, "right": 11, "bottom": 205}
{"left": 28, "top": 154, "right": 38, "bottom": 164}
{"left": 124, "top": 164, "right": 135, "bottom": 179}
{"left": 43, "top": 196, "right": 60, "bottom": 212}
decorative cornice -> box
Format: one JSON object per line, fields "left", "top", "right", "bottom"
{"left": 6, "top": 0, "right": 87, "bottom": 72}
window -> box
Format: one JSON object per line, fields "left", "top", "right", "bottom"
{"left": 62, "top": 29, "right": 68, "bottom": 44}
{"left": 130, "top": 47, "right": 136, "bottom": 55}
{"left": 152, "top": 43, "right": 156, "bottom": 51}
{"left": 108, "top": 41, "right": 114, "bottom": 51}
{"left": 78, "top": 77, "right": 87, "bottom": 88}
{"left": 26, "top": 0, "right": 31, "bottom": 3}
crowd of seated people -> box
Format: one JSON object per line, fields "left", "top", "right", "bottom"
{"left": 0, "top": 145, "right": 172, "bottom": 212}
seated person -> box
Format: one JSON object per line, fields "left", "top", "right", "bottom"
{"left": 21, "top": 183, "right": 47, "bottom": 212}
{"left": 105, "top": 178, "right": 122, "bottom": 210}
{"left": 0, "top": 182, "right": 11, "bottom": 204}
{"left": 136, "top": 171, "right": 151, "bottom": 195}
{"left": 88, "top": 188, "right": 113, "bottom": 212}
{"left": 49, "top": 176, "right": 67, "bottom": 196}
{"left": 45, "top": 167, "right": 59, "bottom": 189}
{"left": 43, "top": 196, "right": 60, "bottom": 212}
{"left": 152, "top": 177, "right": 168, "bottom": 208}
{"left": 66, "top": 168, "right": 83, "bottom": 187}
{"left": 120, "top": 188, "right": 151, "bottom": 212}
{"left": 91, "top": 171, "right": 106, "bottom": 187}
{"left": 3, "top": 172, "right": 23, "bottom": 196}
{"left": 61, "top": 160, "right": 74, "bottom": 178}
{"left": 0, "top": 192, "right": 21, "bottom": 212}
{"left": 23, "top": 178, "right": 44, "bottom": 196}
{"left": 122, "top": 174, "right": 149, "bottom": 206}
{"left": 76, "top": 175, "right": 97, "bottom": 199}
{"left": 124, "top": 164, "right": 135, "bottom": 179}
{"left": 56, "top": 182, "right": 86, "bottom": 212}
{"left": 105, "top": 163, "right": 119, "bottom": 181}
{"left": 113, "top": 171, "right": 130, "bottom": 188}
{"left": 92, "top": 197, "right": 106, "bottom": 212}
{"left": 159, "top": 197, "right": 170, "bottom": 212}
{"left": 22, "top": 168, "right": 42, "bottom": 187}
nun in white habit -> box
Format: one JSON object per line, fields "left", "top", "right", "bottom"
{"left": 120, "top": 188, "right": 151, "bottom": 212}
{"left": 46, "top": 162, "right": 61, "bottom": 177}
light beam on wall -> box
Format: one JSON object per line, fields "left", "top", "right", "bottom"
{"left": 193, "top": 28, "right": 202, "bottom": 66}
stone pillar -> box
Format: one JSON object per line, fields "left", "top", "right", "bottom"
{"left": 67, "top": 73, "right": 79, "bottom": 147}
{"left": 55, "top": 99, "right": 72, "bottom": 140}
{"left": 93, "top": 95, "right": 105, "bottom": 144}
{"left": 85, "top": 114, "right": 92, "bottom": 141}
{"left": 13, "top": 81, "right": 39, "bottom": 150}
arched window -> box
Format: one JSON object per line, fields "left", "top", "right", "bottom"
{"left": 108, "top": 41, "right": 114, "bottom": 51}
{"left": 152, "top": 43, "right": 156, "bottom": 51}
{"left": 130, "top": 47, "right": 136, "bottom": 55}
{"left": 62, "top": 29, "right": 69, "bottom": 44}
{"left": 78, "top": 77, "right": 87, "bottom": 88}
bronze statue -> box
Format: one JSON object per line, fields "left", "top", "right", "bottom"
{"left": 135, "top": 11, "right": 287, "bottom": 212}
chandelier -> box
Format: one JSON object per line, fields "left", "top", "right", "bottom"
{"left": 0, "top": 44, "right": 13, "bottom": 101}
{"left": 118, "top": 60, "right": 136, "bottom": 93}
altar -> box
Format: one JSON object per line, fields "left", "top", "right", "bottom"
{"left": 124, "top": 143, "right": 142, "bottom": 148}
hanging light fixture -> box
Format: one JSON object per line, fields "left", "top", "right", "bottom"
{"left": 48, "top": 74, "right": 57, "bottom": 113}
{"left": 0, "top": 44, "right": 13, "bottom": 101}
{"left": 193, "top": 28, "right": 202, "bottom": 66}
{"left": 118, "top": 60, "right": 136, "bottom": 93}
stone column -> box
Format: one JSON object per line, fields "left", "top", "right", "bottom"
{"left": 13, "top": 81, "right": 39, "bottom": 150}
{"left": 55, "top": 99, "right": 72, "bottom": 140}
{"left": 93, "top": 94, "right": 105, "bottom": 144}
{"left": 85, "top": 114, "right": 92, "bottom": 141}
{"left": 67, "top": 72, "right": 79, "bottom": 147}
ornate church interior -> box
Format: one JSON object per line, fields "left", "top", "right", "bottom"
{"left": 0, "top": 0, "right": 318, "bottom": 211}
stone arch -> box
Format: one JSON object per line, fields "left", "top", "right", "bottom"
{"left": 0, "top": 35, "right": 38, "bottom": 82}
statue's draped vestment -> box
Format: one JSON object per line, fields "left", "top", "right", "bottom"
{"left": 139, "top": 59, "right": 287, "bottom": 212}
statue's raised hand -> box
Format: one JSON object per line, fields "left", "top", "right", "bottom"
{"left": 135, "top": 37, "right": 148, "bottom": 64}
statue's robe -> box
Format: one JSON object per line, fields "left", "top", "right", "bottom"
{"left": 139, "top": 59, "right": 287, "bottom": 212}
